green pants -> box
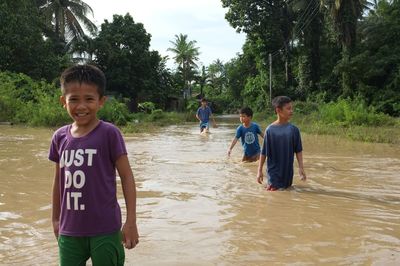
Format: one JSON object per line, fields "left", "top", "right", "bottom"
{"left": 58, "top": 231, "right": 125, "bottom": 266}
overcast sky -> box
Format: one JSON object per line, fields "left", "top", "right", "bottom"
{"left": 83, "top": 0, "right": 246, "bottom": 69}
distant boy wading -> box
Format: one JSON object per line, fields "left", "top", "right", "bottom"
{"left": 257, "top": 96, "right": 307, "bottom": 191}
{"left": 196, "top": 98, "right": 217, "bottom": 133}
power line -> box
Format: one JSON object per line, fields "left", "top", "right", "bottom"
{"left": 270, "top": 0, "right": 321, "bottom": 58}
{"left": 294, "top": 0, "right": 316, "bottom": 31}
{"left": 292, "top": 1, "right": 320, "bottom": 39}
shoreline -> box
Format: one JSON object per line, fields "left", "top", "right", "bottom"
{"left": 1, "top": 113, "right": 399, "bottom": 145}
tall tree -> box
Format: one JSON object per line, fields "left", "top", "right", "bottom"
{"left": 321, "top": 0, "right": 369, "bottom": 96}
{"left": 39, "top": 0, "right": 97, "bottom": 45}
{"left": 91, "top": 14, "right": 156, "bottom": 109}
{"left": 167, "top": 34, "right": 200, "bottom": 95}
{"left": 222, "top": 0, "right": 296, "bottom": 88}
{"left": 0, "top": 0, "right": 68, "bottom": 80}
{"left": 207, "top": 59, "right": 227, "bottom": 95}
{"left": 291, "top": 0, "right": 323, "bottom": 96}
{"left": 195, "top": 66, "right": 208, "bottom": 98}
{"left": 352, "top": 0, "right": 400, "bottom": 115}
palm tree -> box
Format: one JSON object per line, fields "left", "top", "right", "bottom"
{"left": 195, "top": 66, "right": 208, "bottom": 98}
{"left": 39, "top": 0, "right": 97, "bottom": 44}
{"left": 168, "top": 34, "right": 200, "bottom": 96}
{"left": 207, "top": 59, "right": 226, "bottom": 95}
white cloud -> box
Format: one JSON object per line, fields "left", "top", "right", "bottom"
{"left": 84, "top": 0, "right": 245, "bottom": 68}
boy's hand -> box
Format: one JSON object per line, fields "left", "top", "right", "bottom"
{"left": 227, "top": 149, "right": 232, "bottom": 157}
{"left": 122, "top": 222, "right": 139, "bottom": 249}
{"left": 299, "top": 168, "right": 307, "bottom": 181}
{"left": 257, "top": 172, "right": 264, "bottom": 184}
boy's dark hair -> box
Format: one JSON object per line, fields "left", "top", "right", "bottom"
{"left": 239, "top": 107, "right": 253, "bottom": 117}
{"left": 60, "top": 64, "right": 106, "bottom": 97}
{"left": 200, "top": 98, "right": 207, "bottom": 103}
{"left": 272, "top": 96, "right": 292, "bottom": 112}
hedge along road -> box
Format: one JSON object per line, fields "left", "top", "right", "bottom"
{"left": 0, "top": 119, "right": 399, "bottom": 265}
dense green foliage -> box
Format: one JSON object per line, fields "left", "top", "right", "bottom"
{"left": 0, "top": 72, "right": 69, "bottom": 126}
{"left": 0, "top": 0, "right": 399, "bottom": 144}
{"left": 0, "top": 72, "right": 155, "bottom": 127}
{"left": 221, "top": 0, "right": 400, "bottom": 116}
{"left": 0, "top": 0, "right": 68, "bottom": 81}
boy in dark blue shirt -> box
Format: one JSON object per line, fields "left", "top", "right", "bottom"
{"left": 257, "top": 96, "right": 306, "bottom": 190}
{"left": 228, "top": 107, "right": 264, "bottom": 162}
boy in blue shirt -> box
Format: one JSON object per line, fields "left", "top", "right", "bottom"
{"left": 228, "top": 107, "right": 264, "bottom": 162}
{"left": 196, "top": 98, "right": 217, "bottom": 133}
{"left": 257, "top": 96, "right": 306, "bottom": 190}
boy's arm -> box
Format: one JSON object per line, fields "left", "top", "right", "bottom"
{"left": 227, "top": 137, "right": 238, "bottom": 156}
{"left": 52, "top": 163, "right": 61, "bottom": 239}
{"left": 295, "top": 152, "right": 306, "bottom": 181}
{"left": 116, "top": 154, "right": 139, "bottom": 249}
{"left": 196, "top": 113, "right": 201, "bottom": 122}
{"left": 257, "top": 154, "right": 266, "bottom": 184}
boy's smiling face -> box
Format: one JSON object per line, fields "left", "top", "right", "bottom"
{"left": 239, "top": 113, "right": 251, "bottom": 125}
{"left": 60, "top": 82, "right": 106, "bottom": 128}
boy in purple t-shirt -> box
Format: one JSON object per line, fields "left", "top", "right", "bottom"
{"left": 49, "top": 64, "right": 139, "bottom": 265}
{"left": 257, "top": 96, "right": 307, "bottom": 191}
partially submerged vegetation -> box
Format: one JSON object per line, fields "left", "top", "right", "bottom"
{"left": 1, "top": 71, "right": 399, "bottom": 144}
{"left": 254, "top": 99, "right": 400, "bottom": 144}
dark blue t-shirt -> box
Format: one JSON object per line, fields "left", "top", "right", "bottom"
{"left": 235, "top": 122, "right": 262, "bottom": 157}
{"left": 196, "top": 106, "right": 212, "bottom": 123}
{"left": 261, "top": 123, "right": 303, "bottom": 188}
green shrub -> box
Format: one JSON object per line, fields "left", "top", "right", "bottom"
{"left": 138, "top": 101, "right": 156, "bottom": 113}
{"left": 208, "top": 95, "right": 234, "bottom": 114}
{"left": 148, "top": 109, "right": 164, "bottom": 121}
{"left": 186, "top": 99, "right": 199, "bottom": 113}
{"left": 294, "top": 101, "right": 319, "bottom": 115}
{"left": 98, "top": 98, "right": 132, "bottom": 126}
{"left": 317, "top": 98, "right": 395, "bottom": 127}
{"left": 26, "top": 90, "right": 70, "bottom": 126}
{"left": 0, "top": 71, "right": 69, "bottom": 126}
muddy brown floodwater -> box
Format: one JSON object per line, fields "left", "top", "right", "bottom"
{"left": 0, "top": 119, "right": 399, "bottom": 265}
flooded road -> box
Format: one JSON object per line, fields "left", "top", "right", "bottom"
{"left": 0, "top": 120, "right": 399, "bottom": 265}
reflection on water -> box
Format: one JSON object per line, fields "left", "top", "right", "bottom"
{"left": 0, "top": 122, "right": 399, "bottom": 265}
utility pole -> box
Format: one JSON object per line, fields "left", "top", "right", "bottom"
{"left": 269, "top": 53, "right": 272, "bottom": 104}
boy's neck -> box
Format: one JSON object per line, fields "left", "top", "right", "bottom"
{"left": 71, "top": 119, "right": 100, "bottom": 138}
{"left": 274, "top": 117, "right": 290, "bottom": 125}
{"left": 243, "top": 121, "right": 251, "bottom": 127}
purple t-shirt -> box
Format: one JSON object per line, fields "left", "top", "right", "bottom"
{"left": 48, "top": 121, "right": 127, "bottom": 236}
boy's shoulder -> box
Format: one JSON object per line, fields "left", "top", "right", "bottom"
{"left": 266, "top": 123, "right": 301, "bottom": 134}
{"left": 97, "top": 121, "right": 124, "bottom": 137}
{"left": 100, "top": 120, "right": 120, "bottom": 130}
{"left": 52, "top": 124, "right": 70, "bottom": 138}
